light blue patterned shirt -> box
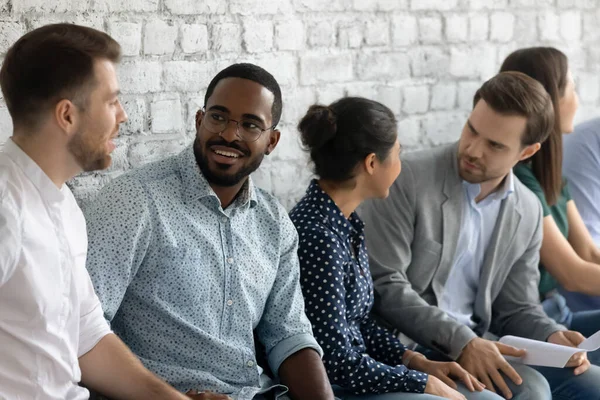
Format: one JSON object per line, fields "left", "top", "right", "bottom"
{"left": 439, "top": 172, "right": 514, "bottom": 327}
{"left": 84, "top": 145, "right": 321, "bottom": 399}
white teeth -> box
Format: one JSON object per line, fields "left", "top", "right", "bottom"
{"left": 214, "top": 149, "right": 239, "bottom": 158}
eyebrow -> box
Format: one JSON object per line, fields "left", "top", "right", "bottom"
{"left": 107, "top": 89, "right": 121, "bottom": 100}
{"left": 467, "top": 119, "right": 507, "bottom": 149}
{"left": 207, "top": 105, "right": 267, "bottom": 125}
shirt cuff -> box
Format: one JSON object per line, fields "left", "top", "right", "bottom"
{"left": 449, "top": 325, "right": 479, "bottom": 360}
{"left": 396, "top": 366, "right": 428, "bottom": 394}
{"left": 78, "top": 302, "right": 113, "bottom": 357}
{"left": 267, "top": 332, "right": 323, "bottom": 377}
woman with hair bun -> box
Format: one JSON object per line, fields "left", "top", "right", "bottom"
{"left": 290, "top": 97, "right": 500, "bottom": 400}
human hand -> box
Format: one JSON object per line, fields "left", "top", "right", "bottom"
{"left": 457, "top": 337, "right": 525, "bottom": 399}
{"left": 548, "top": 330, "right": 590, "bottom": 375}
{"left": 424, "top": 375, "right": 467, "bottom": 400}
{"left": 411, "top": 356, "right": 485, "bottom": 393}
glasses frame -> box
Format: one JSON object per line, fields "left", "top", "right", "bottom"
{"left": 201, "top": 107, "right": 276, "bottom": 143}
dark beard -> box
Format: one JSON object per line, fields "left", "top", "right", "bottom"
{"left": 193, "top": 137, "right": 264, "bottom": 187}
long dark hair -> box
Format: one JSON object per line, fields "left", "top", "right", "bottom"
{"left": 500, "top": 47, "right": 569, "bottom": 206}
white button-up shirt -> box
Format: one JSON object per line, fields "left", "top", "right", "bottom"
{"left": 0, "top": 139, "right": 111, "bottom": 400}
{"left": 439, "top": 172, "right": 514, "bottom": 327}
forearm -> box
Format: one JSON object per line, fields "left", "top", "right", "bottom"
{"left": 374, "top": 286, "right": 477, "bottom": 360}
{"left": 79, "top": 334, "right": 187, "bottom": 400}
{"left": 558, "top": 258, "right": 600, "bottom": 295}
{"left": 278, "top": 348, "right": 333, "bottom": 400}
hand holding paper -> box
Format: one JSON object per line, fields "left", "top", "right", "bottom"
{"left": 499, "top": 330, "right": 600, "bottom": 368}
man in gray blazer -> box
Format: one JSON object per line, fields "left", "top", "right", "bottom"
{"left": 360, "top": 71, "right": 600, "bottom": 400}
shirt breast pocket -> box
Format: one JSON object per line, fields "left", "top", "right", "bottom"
{"left": 408, "top": 238, "right": 442, "bottom": 292}
{"left": 156, "top": 246, "right": 213, "bottom": 318}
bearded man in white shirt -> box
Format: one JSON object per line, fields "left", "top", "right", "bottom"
{"left": 0, "top": 23, "right": 228, "bottom": 400}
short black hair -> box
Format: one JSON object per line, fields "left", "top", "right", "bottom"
{"left": 298, "top": 97, "right": 397, "bottom": 182}
{"left": 204, "top": 63, "right": 282, "bottom": 127}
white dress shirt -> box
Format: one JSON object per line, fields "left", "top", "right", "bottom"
{"left": 0, "top": 139, "right": 111, "bottom": 400}
{"left": 439, "top": 172, "right": 514, "bottom": 327}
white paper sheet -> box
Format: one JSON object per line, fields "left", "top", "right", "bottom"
{"left": 499, "top": 332, "right": 600, "bottom": 368}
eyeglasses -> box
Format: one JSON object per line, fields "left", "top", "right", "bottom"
{"left": 201, "top": 107, "right": 275, "bottom": 142}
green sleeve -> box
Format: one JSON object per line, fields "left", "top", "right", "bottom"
{"left": 513, "top": 164, "right": 551, "bottom": 217}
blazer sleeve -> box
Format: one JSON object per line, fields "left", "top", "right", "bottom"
{"left": 490, "top": 201, "right": 566, "bottom": 340}
{"left": 360, "top": 161, "right": 477, "bottom": 360}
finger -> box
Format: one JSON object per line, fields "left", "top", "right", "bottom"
{"left": 565, "top": 331, "right": 586, "bottom": 346}
{"left": 496, "top": 342, "right": 526, "bottom": 357}
{"left": 574, "top": 359, "right": 591, "bottom": 376}
{"left": 479, "top": 373, "right": 496, "bottom": 394}
{"left": 489, "top": 369, "right": 512, "bottom": 399}
{"left": 567, "top": 352, "right": 586, "bottom": 367}
{"left": 439, "top": 373, "right": 458, "bottom": 390}
{"left": 469, "top": 374, "right": 485, "bottom": 392}
{"left": 499, "top": 360, "right": 523, "bottom": 385}
{"left": 456, "top": 369, "right": 475, "bottom": 392}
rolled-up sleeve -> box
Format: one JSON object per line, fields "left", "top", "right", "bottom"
{"left": 77, "top": 271, "right": 112, "bottom": 357}
{"left": 256, "top": 210, "right": 322, "bottom": 376}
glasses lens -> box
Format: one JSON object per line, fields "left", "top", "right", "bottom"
{"left": 204, "top": 111, "right": 228, "bottom": 133}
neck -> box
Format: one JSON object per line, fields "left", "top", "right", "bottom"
{"left": 317, "top": 179, "right": 364, "bottom": 219}
{"left": 11, "top": 131, "right": 80, "bottom": 189}
{"left": 475, "top": 174, "right": 507, "bottom": 203}
{"left": 210, "top": 179, "right": 247, "bottom": 209}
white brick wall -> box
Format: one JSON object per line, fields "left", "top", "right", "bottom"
{"left": 0, "top": 0, "right": 598, "bottom": 209}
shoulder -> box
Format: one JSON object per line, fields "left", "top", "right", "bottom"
{"left": 94, "top": 155, "right": 180, "bottom": 203}
{"left": 0, "top": 154, "right": 26, "bottom": 216}
{"left": 398, "top": 143, "right": 456, "bottom": 189}
{"left": 513, "top": 173, "right": 543, "bottom": 216}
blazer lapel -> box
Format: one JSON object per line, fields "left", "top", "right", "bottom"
{"left": 433, "top": 147, "right": 464, "bottom": 298}
{"left": 474, "top": 193, "right": 522, "bottom": 326}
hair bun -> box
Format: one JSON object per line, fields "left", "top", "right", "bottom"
{"left": 298, "top": 104, "right": 337, "bottom": 150}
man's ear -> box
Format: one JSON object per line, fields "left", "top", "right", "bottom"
{"left": 55, "top": 99, "right": 79, "bottom": 139}
{"left": 519, "top": 142, "right": 541, "bottom": 161}
{"left": 195, "top": 109, "right": 203, "bottom": 128}
{"left": 265, "top": 129, "right": 281, "bottom": 155}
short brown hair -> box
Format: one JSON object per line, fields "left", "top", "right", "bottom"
{"left": 473, "top": 71, "right": 554, "bottom": 147}
{"left": 0, "top": 23, "right": 121, "bottom": 129}
{"left": 500, "top": 47, "right": 568, "bottom": 206}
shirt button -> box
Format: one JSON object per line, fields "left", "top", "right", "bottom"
{"left": 247, "top": 360, "right": 254, "bottom": 367}
{"left": 227, "top": 299, "right": 233, "bottom": 306}
{"left": 227, "top": 257, "right": 234, "bottom": 264}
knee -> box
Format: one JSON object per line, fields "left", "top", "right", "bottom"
{"left": 512, "top": 366, "right": 552, "bottom": 400}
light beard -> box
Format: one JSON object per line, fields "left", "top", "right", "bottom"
{"left": 67, "top": 130, "right": 112, "bottom": 172}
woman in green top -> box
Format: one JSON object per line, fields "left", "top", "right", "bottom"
{"left": 500, "top": 47, "right": 600, "bottom": 363}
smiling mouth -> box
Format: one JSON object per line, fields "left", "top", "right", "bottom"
{"left": 213, "top": 149, "right": 241, "bottom": 159}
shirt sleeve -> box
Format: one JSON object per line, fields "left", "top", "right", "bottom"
{"left": 360, "top": 317, "right": 410, "bottom": 368}
{"left": 256, "top": 208, "right": 323, "bottom": 377}
{"left": 83, "top": 176, "right": 153, "bottom": 323}
{"left": 297, "top": 226, "right": 428, "bottom": 395}
{"left": 76, "top": 271, "right": 112, "bottom": 357}
{"left": 0, "top": 196, "right": 21, "bottom": 287}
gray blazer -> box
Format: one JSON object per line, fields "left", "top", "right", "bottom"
{"left": 358, "top": 142, "right": 564, "bottom": 360}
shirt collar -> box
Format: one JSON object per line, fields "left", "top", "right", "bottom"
{"left": 2, "top": 138, "right": 66, "bottom": 204}
{"left": 177, "top": 144, "right": 258, "bottom": 208}
{"left": 462, "top": 170, "right": 515, "bottom": 203}
{"left": 306, "top": 179, "right": 364, "bottom": 239}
